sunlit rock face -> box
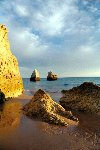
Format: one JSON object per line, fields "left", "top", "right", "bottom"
{"left": 23, "top": 89, "right": 78, "bottom": 126}
{"left": 0, "top": 25, "right": 23, "bottom": 98}
{"left": 30, "top": 69, "right": 40, "bottom": 81}
{"left": 60, "top": 82, "right": 100, "bottom": 115}
{"left": 47, "top": 71, "right": 58, "bottom": 81}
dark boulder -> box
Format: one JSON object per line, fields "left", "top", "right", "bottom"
{"left": 60, "top": 82, "right": 100, "bottom": 115}
{"left": 0, "top": 90, "right": 5, "bottom": 104}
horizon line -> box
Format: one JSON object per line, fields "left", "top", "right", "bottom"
{"left": 22, "top": 76, "right": 100, "bottom": 79}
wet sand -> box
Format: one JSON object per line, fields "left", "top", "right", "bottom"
{"left": 0, "top": 93, "right": 100, "bottom": 150}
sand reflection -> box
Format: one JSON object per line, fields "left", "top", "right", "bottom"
{"left": 0, "top": 101, "right": 21, "bottom": 131}
{"left": 35, "top": 120, "right": 77, "bottom": 135}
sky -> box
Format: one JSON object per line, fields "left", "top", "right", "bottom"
{"left": 0, "top": 0, "right": 100, "bottom": 77}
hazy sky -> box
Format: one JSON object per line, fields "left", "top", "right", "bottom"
{"left": 0, "top": 0, "right": 100, "bottom": 77}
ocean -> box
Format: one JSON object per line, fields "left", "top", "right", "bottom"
{"left": 23, "top": 77, "right": 100, "bottom": 101}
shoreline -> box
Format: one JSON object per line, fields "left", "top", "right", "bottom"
{"left": 0, "top": 93, "right": 100, "bottom": 150}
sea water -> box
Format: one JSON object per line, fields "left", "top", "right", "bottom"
{"left": 23, "top": 77, "right": 100, "bottom": 97}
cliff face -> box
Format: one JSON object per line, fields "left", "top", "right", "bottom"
{"left": 0, "top": 25, "right": 23, "bottom": 98}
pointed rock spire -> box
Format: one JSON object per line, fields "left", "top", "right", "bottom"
{"left": 30, "top": 69, "right": 40, "bottom": 81}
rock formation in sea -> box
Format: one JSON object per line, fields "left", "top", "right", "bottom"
{"left": 0, "top": 24, "right": 23, "bottom": 98}
{"left": 23, "top": 89, "right": 78, "bottom": 126}
{"left": 30, "top": 69, "right": 40, "bottom": 81}
{"left": 47, "top": 71, "right": 58, "bottom": 81}
{"left": 0, "top": 90, "right": 5, "bottom": 104}
{"left": 60, "top": 82, "right": 100, "bottom": 115}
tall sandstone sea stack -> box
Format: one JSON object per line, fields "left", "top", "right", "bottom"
{"left": 0, "top": 25, "right": 23, "bottom": 98}
{"left": 30, "top": 69, "right": 40, "bottom": 81}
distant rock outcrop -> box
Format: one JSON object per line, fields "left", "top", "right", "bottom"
{"left": 0, "top": 24, "right": 23, "bottom": 98}
{"left": 47, "top": 71, "right": 58, "bottom": 81}
{"left": 60, "top": 82, "right": 100, "bottom": 115}
{"left": 23, "top": 89, "right": 78, "bottom": 126}
{"left": 30, "top": 69, "right": 40, "bottom": 81}
{"left": 0, "top": 90, "right": 5, "bottom": 104}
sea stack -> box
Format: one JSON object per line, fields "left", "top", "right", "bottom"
{"left": 0, "top": 24, "right": 23, "bottom": 98}
{"left": 30, "top": 69, "right": 40, "bottom": 81}
{"left": 47, "top": 71, "right": 58, "bottom": 81}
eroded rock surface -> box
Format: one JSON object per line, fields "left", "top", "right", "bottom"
{"left": 23, "top": 89, "right": 78, "bottom": 126}
{"left": 30, "top": 69, "right": 40, "bottom": 81}
{"left": 0, "top": 24, "right": 23, "bottom": 98}
{"left": 60, "top": 82, "right": 100, "bottom": 115}
{"left": 47, "top": 71, "right": 58, "bottom": 81}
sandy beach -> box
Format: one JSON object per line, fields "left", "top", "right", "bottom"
{"left": 0, "top": 93, "right": 100, "bottom": 150}
{"left": 0, "top": 1, "right": 100, "bottom": 149}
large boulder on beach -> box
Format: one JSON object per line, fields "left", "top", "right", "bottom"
{"left": 0, "top": 24, "right": 23, "bottom": 98}
{"left": 23, "top": 89, "right": 78, "bottom": 126}
{"left": 30, "top": 69, "right": 40, "bottom": 81}
{"left": 47, "top": 71, "right": 58, "bottom": 81}
{"left": 60, "top": 82, "right": 100, "bottom": 115}
{"left": 0, "top": 90, "right": 5, "bottom": 104}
